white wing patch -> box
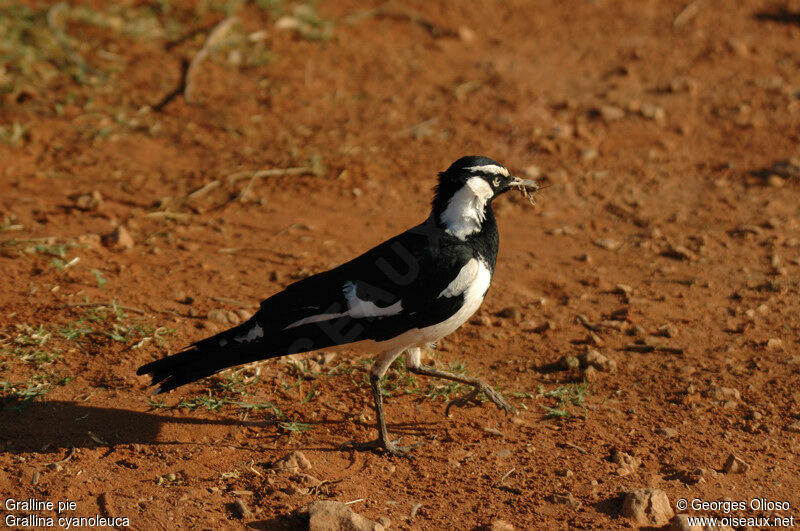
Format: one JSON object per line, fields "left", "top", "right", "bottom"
{"left": 439, "top": 176, "right": 494, "bottom": 240}
{"left": 439, "top": 258, "right": 480, "bottom": 298}
{"left": 464, "top": 164, "right": 509, "bottom": 177}
{"left": 234, "top": 323, "right": 264, "bottom": 343}
{"left": 342, "top": 281, "right": 403, "bottom": 318}
{"left": 283, "top": 281, "right": 403, "bottom": 330}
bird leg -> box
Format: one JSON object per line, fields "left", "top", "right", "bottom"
{"left": 404, "top": 348, "right": 517, "bottom": 417}
{"left": 342, "top": 350, "right": 419, "bottom": 457}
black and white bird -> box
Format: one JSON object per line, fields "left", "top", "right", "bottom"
{"left": 137, "top": 156, "right": 538, "bottom": 456}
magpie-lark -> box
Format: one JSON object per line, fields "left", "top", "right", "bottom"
{"left": 137, "top": 156, "right": 538, "bottom": 456}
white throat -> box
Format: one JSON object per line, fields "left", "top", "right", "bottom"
{"left": 439, "top": 177, "right": 493, "bottom": 240}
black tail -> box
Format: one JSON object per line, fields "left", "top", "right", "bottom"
{"left": 136, "top": 316, "right": 283, "bottom": 394}
{"left": 137, "top": 313, "right": 359, "bottom": 394}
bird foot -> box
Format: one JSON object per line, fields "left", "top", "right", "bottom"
{"left": 341, "top": 437, "right": 421, "bottom": 458}
{"left": 446, "top": 382, "right": 518, "bottom": 417}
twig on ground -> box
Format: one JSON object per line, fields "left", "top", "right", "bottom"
{"left": 154, "top": 16, "right": 238, "bottom": 110}
{"left": 492, "top": 467, "right": 515, "bottom": 487}
{"left": 146, "top": 211, "right": 191, "bottom": 221}
{"left": 185, "top": 16, "right": 239, "bottom": 103}
{"left": 674, "top": 1, "right": 702, "bottom": 28}
{"left": 186, "top": 180, "right": 222, "bottom": 201}
{"left": 46, "top": 447, "right": 76, "bottom": 467}
{"left": 347, "top": 3, "right": 456, "bottom": 38}
{"left": 227, "top": 167, "right": 316, "bottom": 185}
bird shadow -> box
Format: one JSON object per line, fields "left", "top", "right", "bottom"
{"left": 754, "top": 8, "right": 800, "bottom": 25}
{"left": 0, "top": 399, "right": 266, "bottom": 454}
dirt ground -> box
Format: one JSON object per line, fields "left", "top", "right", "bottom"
{"left": 1, "top": 0, "right": 800, "bottom": 529}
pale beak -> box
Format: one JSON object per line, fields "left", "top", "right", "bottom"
{"left": 509, "top": 176, "right": 539, "bottom": 192}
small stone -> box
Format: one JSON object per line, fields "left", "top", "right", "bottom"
{"left": 377, "top": 516, "right": 392, "bottom": 529}
{"left": 580, "top": 147, "right": 598, "bottom": 161}
{"left": 656, "top": 427, "right": 678, "bottom": 438}
{"left": 706, "top": 385, "right": 740, "bottom": 401}
{"left": 662, "top": 245, "right": 696, "bottom": 261}
{"left": 165, "top": 473, "right": 177, "bottom": 481}
{"left": 458, "top": 26, "right": 475, "bottom": 42}
{"left": 598, "top": 104, "right": 625, "bottom": 122}
{"left": 488, "top": 519, "right": 514, "bottom": 531}
{"left": 723, "top": 454, "right": 749, "bottom": 474}
{"left": 497, "top": 307, "right": 521, "bottom": 320}
{"left": 583, "top": 366, "right": 599, "bottom": 382}
{"left": 296, "top": 500, "right": 384, "bottom": 531}
{"left": 594, "top": 238, "right": 622, "bottom": 251}
{"left": 559, "top": 355, "right": 581, "bottom": 370}
{"left": 640, "top": 103, "right": 665, "bottom": 122}
{"left": 273, "top": 451, "right": 312, "bottom": 473}
{"left": 470, "top": 315, "right": 492, "bottom": 327}
{"left": 73, "top": 190, "right": 104, "bottom": 211}
{"left": 556, "top": 469, "right": 574, "bottom": 477}
{"left": 549, "top": 123, "right": 574, "bottom": 139}
{"left": 768, "top": 175, "right": 785, "bottom": 188}
{"left": 103, "top": 226, "right": 134, "bottom": 250}
{"left": 207, "top": 309, "right": 230, "bottom": 326}
{"left": 727, "top": 38, "right": 749, "bottom": 56}
{"left": 496, "top": 449, "right": 512, "bottom": 459}
{"left": 766, "top": 338, "right": 783, "bottom": 351}
{"left": 233, "top": 499, "right": 253, "bottom": 519}
{"left": 610, "top": 448, "right": 641, "bottom": 470}
{"left": 532, "top": 320, "right": 555, "bottom": 333}
{"left": 657, "top": 324, "right": 678, "bottom": 338}
{"left": 621, "top": 488, "right": 674, "bottom": 526}
{"left": 578, "top": 350, "right": 617, "bottom": 372}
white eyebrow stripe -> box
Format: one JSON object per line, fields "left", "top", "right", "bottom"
{"left": 464, "top": 164, "right": 509, "bottom": 177}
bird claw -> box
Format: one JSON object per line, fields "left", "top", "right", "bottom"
{"left": 445, "top": 383, "right": 518, "bottom": 417}
{"left": 341, "top": 437, "right": 422, "bottom": 458}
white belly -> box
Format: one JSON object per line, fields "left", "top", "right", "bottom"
{"left": 351, "top": 259, "right": 492, "bottom": 354}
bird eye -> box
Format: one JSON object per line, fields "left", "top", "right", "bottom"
{"left": 492, "top": 177, "right": 500, "bottom": 187}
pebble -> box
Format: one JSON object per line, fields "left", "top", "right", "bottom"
{"left": 640, "top": 103, "right": 666, "bottom": 122}
{"left": 598, "top": 104, "right": 625, "bottom": 122}
{"left": 594, "top": 238, "right": 622, "bottom": 251}
{"left": 207, "top": 309, "right": 230, "bottom": 326}
{"left": 657, "top": 324, "right": 678, "bottom": 338}
{"left": 621, "top": 488, "right": 673, "bottom": 526}
{"left": 296, "top": 500, "right": 384, "bottom": 531}
{"left": 578, "top": 350, "right": 617, "bottom": 372}
{"left": 706, "top": 385, "right": 740, "bottom": 401}
{"left": 488, "top": 520, "right": 515, "bottom": 531}
{"left": 610, "top": 448, "right": 641, "bottom": 470}
{"left": 233, "top": 499, "right": 253, "bottom": 519}
{"left": 656, "top": 427, "right": 678, "bottom": 438}
{"left": 723, "top": 454, "right": 749, "bottom": 474}
{"left": 559, "top": 355, "right": 581, "bottom": 370}
{"left": 767, "top": 175, "right": 785, "bottom": 188}
{"left": 496, "top": 449, "right": 512, "bottom": 459}
{"left": 470, "top": 315, "right": 492, "bottom": 327}
{"left": 273, "top": 451, "right": 312, "bottom": 473}
{"left": 766, "top": 338, "right": 783, "bottom": 351}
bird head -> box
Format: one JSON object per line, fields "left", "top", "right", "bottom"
{"left": 432, "top": 156, "right": 538, "bottom": 239}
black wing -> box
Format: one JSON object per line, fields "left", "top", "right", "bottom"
{"left": 254, "top": 221, "right": 479, "bottom": 350}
